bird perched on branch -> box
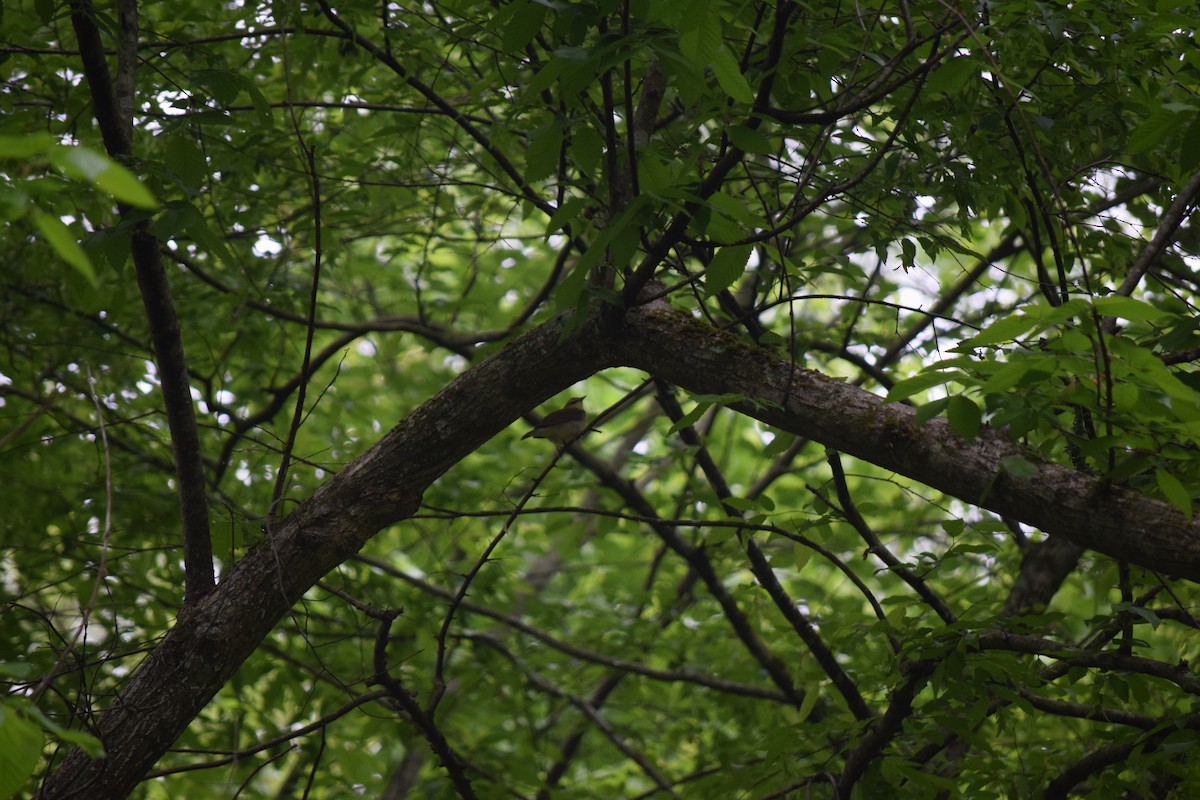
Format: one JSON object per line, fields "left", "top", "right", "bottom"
{"left": 522, "top": 397, "right": 587, "bottom": 449}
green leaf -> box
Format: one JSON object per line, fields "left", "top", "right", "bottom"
{"left": 1156, "top": 468, "right": 1192, "bottom": 517}
{"left": 886, "top": 371, "right": 956, "bottom": 403}
{"left": 545, "top": 196, "right": 589, "bottom": 235}
{"left": 763, "top": 431, "right": 795, "bottom": 456}
{"left": 723, "top": 496, "right": 753, "bottom": 512}
{"left": 0, "top": 188, "right": 30, "bottom": 222}
{"left": 569, "top": 124, "right": 604, "bottom": 176}
{"left": 704, "top": 245, "right": 751, "bottom": 298}
{"left": 1161, "top": 729, "right": 1200, "bottom": 755}
{"left": 666, "top": 402, "right": 709, "bottom": 434}
{"left": 915, "top": 396, "right": 950, "bottom": 425}
{"left": 793, "top": 543, "right": 813, "bottom": 575}
{"left": 500, "top": 0, "right": 549, "bottom": 52}
{"left": 978, "top": 358, "right": 1038, "bottom": 394}
{"left": 31, "top": 209, "right": 96, "bottom": 282}
{"left": 524, "top": 122, "right": 564, "bottom": 183}
{"left": 164, "top": 135, "right": 208, "bottom": 193}
{"left": 710, "top": 45, "right": 755, "bottom": 104}
{"left": 678, "top": 11, "right": 720, "bottom": 67}
{"left": 559, "top": 197, "right": 648, "bottom": 303}
{"left": 50, "top": 146, "right": 158, "bottom": 209}
{"left": 240, "top": 78, "right": 274, "bottom": 125}
{"left": 708, "top": 190, "right": 764, "bottom": 230}
{"left": 727, "top": 125, "right": 773, "bottom": 155}
{"left": 16, "top": 702, "right": 104, "bottom": 757}
{"left": 1180, "top": 113, "right": 1200, "bottom": 171}
{"left": 1093, "top": 295, "right": 1168, "bottom": 322}
{"left": 1127, "top": 107, "right": 1186, "bottom": 154}
{"left": 0, "top": 704, "right": 43, "bottom": 800}
{"left": 0, "top": 132, "right": 56, "bottom": 158}
{"left": 946, "top": 395, "right": 982, "bottom": 441}
{"left": 925, "top": 55, "right": 978, "bottom": 94}
{"left": 960, "top": 314, "right": 1039, "bottom": 348}
{"left": 1001, "top": 456, "right": 1039, "bottom": 480}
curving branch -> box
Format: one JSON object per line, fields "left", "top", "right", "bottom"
{"left": 36, "top": 302, "right": 1200, "bottom": 798}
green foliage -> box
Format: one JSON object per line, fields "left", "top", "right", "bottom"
{"left": 3, "top": 0, "right": 1200, "bottom": 797}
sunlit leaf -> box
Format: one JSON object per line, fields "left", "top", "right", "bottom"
{"left": 31, "top": 208, "right": 96, "bottom": 282}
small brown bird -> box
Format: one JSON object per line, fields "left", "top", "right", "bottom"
{"left": 522, "top": 397, "right": 587, "bottom": 449}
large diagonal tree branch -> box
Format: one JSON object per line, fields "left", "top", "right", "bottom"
{"left": 37, "top": 304, "right": 1200, "bottom": 798}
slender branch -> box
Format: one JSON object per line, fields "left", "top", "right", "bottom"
{"left": 355, "top": 554, "right": 789, "bottom": 702}
{"left": 1111, "top": 168, "right": 1200, "bottom": 301}
{"left": 371, "top": 615, "right": 478, "bottom": 799}
{"left": 655, "top": 382, "right": 874, "bottom": 721}
{"left": 70, "top": 0, "right": 214, "bottom": 602}
{"left": 836, "top": 663, "right": 934, "bottom": 797}
{"left": 269, "top": 133, "right": 324, "bottom": 528}
{"left": 468, "top": 632, "right": 682, "bottom": 799}
{"left": 827, "top": 450, "right": 956, "bottom": 625}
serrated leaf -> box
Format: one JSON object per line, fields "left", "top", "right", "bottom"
{"left": 915, "top": 396, "right": 950, "bottom": 425}
{"left": 18, "top": 702, "right": 105, "bottom": 757}
{"left": 570, "top": 124, "right": 604, "bottom": 176}
{"left": 925, "top": 55, "right": 977, "bottom": 94}
{"left": 561, "top": 197, "right": 647, "bottom": 298}
{"left": 979, "top": 358, "right": 1037, "bottom": 394}
{"left": 524, "top": 123, "right": 564, "bottom": 183}
{"left": 962, "top": 314, "right": 1039, "bottom": 347}
{"left": 885, "top": 371, "right": 956, "bottom": 403}
{"left": 164, "top": 135, "right": 208, "bottom": 193}
{"left": 1156, "top": 468, "right": 1192, "bottom": 517}
{"left": 527, "top": 57, "right": 566, "bottom": 96}
{"left": 704, "top": 245, "right": 751, "bottom": 298}
{"left": 0, "top": 705, "right": 43, "bottom": 800}
{"left": 638, "top": 156, "right": 675, "bottom": 193}
{"left": 1093, "top": 295, "right": 1168, "bottom": 322}
{"left": 545, "top": 196, "right": 589, "bottom": 235}
{"left": 727, "top": 124, "right": 773, "bottom": 154}
{"left": 708, "top": 190, "right": 764, "bottom": 229}
{"left": 667, "top": 402, "right": 709, "bottom": 434}
{"left": 678, "top": 11, "right": 720, "bottom": 66}
{"left": 32, "top": 209, "right": 96, "bottom": 282}
{"left": 501, "top": 0, "right": 548, "bottom": 52}
{"left": 154, "top": 201, "right": 235, "bottom": 266}
{"left": 1112, "top": 602, "right": 1161, "bottom": 629}
{"left": 1127, "top": 107, "right": 1185, "bottom": 154}
{"left": 552, "top": 259, "right": 591, "bottom": 311}
{"left": 710, "top": 45, "right": 755, "bottom": 104}
{"left": 794, "top": 542, "right": 813, "bottom": 573}
{"left": 946, "top": 395, "right": 981, "bottom": 440}
{"left": 1001, "top": 456, "right": 1039, "bottom": 480}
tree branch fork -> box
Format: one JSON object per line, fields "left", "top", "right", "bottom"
{"left": 37, "top": 302, "right": 1200, "bottom": 798}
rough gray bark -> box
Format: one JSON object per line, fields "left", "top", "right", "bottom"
{"left": 36, "top": 303, "right": 1200, "bottom": 798}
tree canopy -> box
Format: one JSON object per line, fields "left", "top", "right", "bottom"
{"left": 3, "top": 0, "right": 1200, "bottom": 797}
